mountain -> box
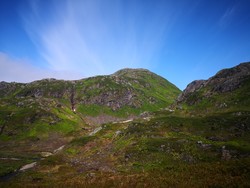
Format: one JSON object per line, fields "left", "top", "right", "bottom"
{"left": 0, "top": 68, "right": 180, "bottom": 111}
{"left": 176, "top": 62, "right": 250, "bottom": 114}
{"left": 0, "top": 64, "right": 250, "bottom": 187}
{"left": 0, "top": 68, "right": 180, "bottom": 140}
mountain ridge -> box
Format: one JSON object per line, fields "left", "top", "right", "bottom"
{"left": 176, "top": 62, "right": 250, "bottom": 114}
{"left": 0, "top": 68, "right": 181, "bottom": 132}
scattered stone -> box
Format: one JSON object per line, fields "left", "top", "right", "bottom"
{"left": 125, "top": 154, "right": 131, "bottom": 162}
{"left": 86, "top": 172, "right": 96, "bottom": 178}
{"left": 89, "top": 127, "right": 102, "bottom": 136}
{"left": 82, "top": 127, "right": 89, "bottom": 131}
{"left": 140, "top": 111, "right": 151, "bottom": 118}
{"left": 221, "top": 146, "right": 231, "bottom": 160}
{"left": 40, "top": 152, "right": 53, "bottom": 158}
{"left": 197, "top": 141, "right": 203, "bottom": 145}
{"left": 120, "top": 119, "right": 133, "bottom": 124}
{"left": 19, "top": 162, "right": 37, "bottom": 171}
{"left": 16, "top": 102, "right": 24, "bottom": 107}
{"left": 115, "top": 130, "right": 122, "bottom": 136}
{"left": 197, "top": 141, "right": 211, "bottom": 149}
{"left": 219, "top": 103, "right": 227, "bottom": 108}
{"left": 0, "top": 157, "right": 20, "bottom": 160}
{"left": 54, "top": 145, "right": 65, "bottom": 153}
{"left": 143, "top": 117, "right": 151, "bottom": 121}
{"left": 234, "top": 112, "right": 242, "bottom": 116}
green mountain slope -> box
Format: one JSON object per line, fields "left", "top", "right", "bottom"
{"left": 0, "top": 69, "right": 180, "bottom": 134}
{"left": 0, "top": 64, "right": 250, "bottom": 187}
{"left": 175, "top": 62, "right": 250, "bottom": 115}
{"left": 0, "top": 68, "right": 180, "bottom": 170}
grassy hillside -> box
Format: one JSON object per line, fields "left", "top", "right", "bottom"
{"left": 0, "top": 64, "right": 249, "bottom": 187}
{"left": 74, "top": 68, "right": 180, "bottom": 117}
{"left": 0, "top": 68, "right": 180, "bottom": 139}
{"left": 1, "top": 110, "right": 249, "bottom": 187}
{"left": 175, "top": 62, "right": 250, "bottom": 116}
{"left": 0, "top": 68, "right": 181, "bottom": 182}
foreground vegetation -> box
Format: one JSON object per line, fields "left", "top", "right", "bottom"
{"left": 1, "top": 110, "right": 249, "bottom": 187}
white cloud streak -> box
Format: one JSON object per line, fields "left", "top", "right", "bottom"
{"left": 219, "top": 6, "right": 235, "bottom": 28}
{"left": 21, "top": 0, "right": 174, "bottom": 78}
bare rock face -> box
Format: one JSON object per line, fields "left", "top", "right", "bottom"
{"left": 177, "top": 80, "right": 205, "bottom": 102}
{"left": 80, "top": 89, "right": 142, "bottom": 111}
{"left": 177, "top": 62, "right": 250, "bottom": 104}
{"left": 205, "top": 62, "right": 250, "bottom": 93}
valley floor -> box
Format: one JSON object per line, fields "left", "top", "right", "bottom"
{"left": 0, "top": 111, "right": 250, "bottom": 187}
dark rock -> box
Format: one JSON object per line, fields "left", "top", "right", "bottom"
{"left": 125, "top": 154, "right": 132, "bottom": 162}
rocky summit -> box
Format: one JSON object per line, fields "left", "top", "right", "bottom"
{"left": 0, "top": 64, "right": 250, "bottom": 187}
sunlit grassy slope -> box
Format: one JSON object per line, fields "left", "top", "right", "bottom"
{"left": 0, "top": 65, "right": 249, "bottom": 187}
{"left": 2, "top": 110, "right": 249, "bottom": 187}
{"left": 0, "top": 68, "right": 181, "bottom": 182}
{"left": 0, "top": 68, "right": 180, "bottom": 140}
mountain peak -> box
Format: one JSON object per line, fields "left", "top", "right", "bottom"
{"left": 113, "top": 68, "right": 151, "bottom": 76}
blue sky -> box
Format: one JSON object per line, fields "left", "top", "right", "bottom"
{"left": 0, "top": 0, "right": 250, "bottom": 90}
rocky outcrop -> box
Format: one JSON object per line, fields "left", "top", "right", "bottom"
{"left": 0, "top": 82, "right": 25, "bottom": 97}
{"left": 80, "top": 88, "right": 142, "bottom": 111}
{"left": 177, "top": 62, "right": 250, "bottom": 104}
{"left": 206, "top": 62, "right": 250, "bottom": 93}
{"left": 177, "top": 80, "right": 205, "bottom": 102}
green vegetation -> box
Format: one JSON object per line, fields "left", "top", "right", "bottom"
{"left": 1, "top": 111, "right": 249, "bottom": 187}
{"left": 70, "top": 136, "right": 95, "bottom": 146}
{"left": 0, "top": 66, "right": 249, "bottom": 187}
{"left": 177, "top": 76, "right": 250, "bottom": 116}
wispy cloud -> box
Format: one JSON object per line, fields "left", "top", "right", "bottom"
{"left": 0, "top": 52, "right": 83, "bottom": 82}
{"left": 219, "top": 6, "right": 235, "bottom": 28}
{"left": 21, "top": 0, "right": 174, "bottom": 78}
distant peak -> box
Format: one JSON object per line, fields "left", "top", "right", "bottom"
{"left": 113, "top": 68, "right": 151, "bottom": 76}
